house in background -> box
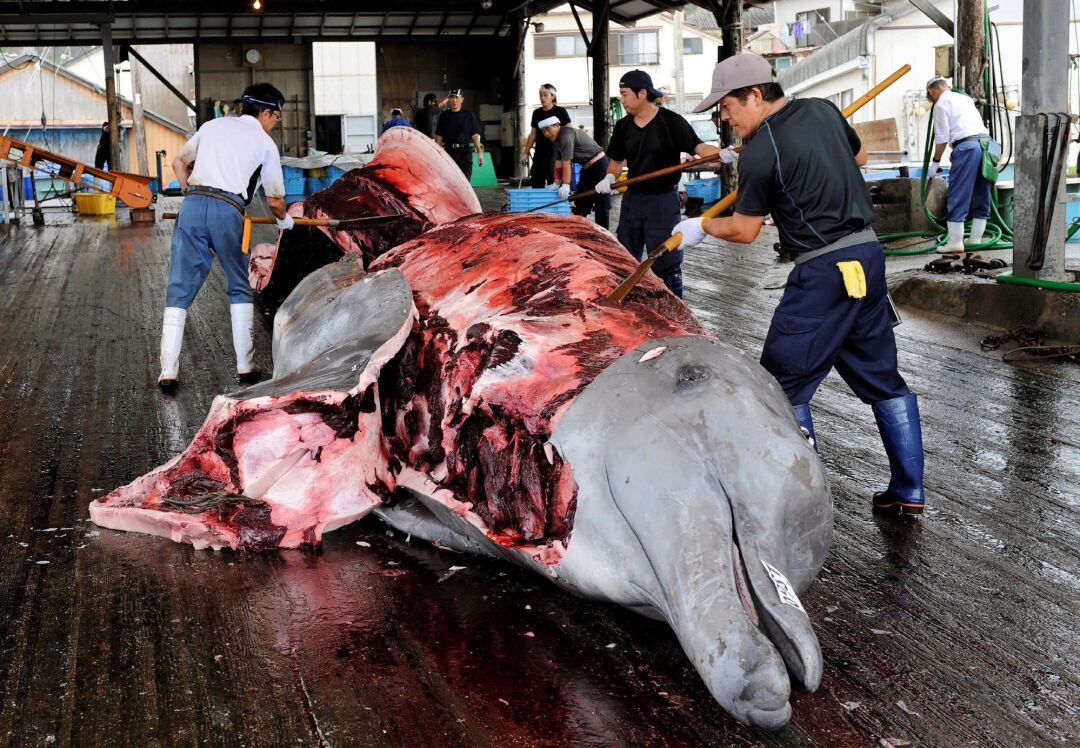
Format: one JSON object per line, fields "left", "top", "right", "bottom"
{"left": 521, "top": 4, "right": 724, "bottom": 135}
{"left": 0, "top": 54, "right": 193, "bottom": 185}
{"left": 775, "top": 0, "right": 1042, "bottom": 167}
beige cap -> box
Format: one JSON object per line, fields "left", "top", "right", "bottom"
{"left": 693, "top": 53, "right": 776, "bottom": 113}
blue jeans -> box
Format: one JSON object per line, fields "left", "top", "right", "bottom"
{"left": 616, "top": 188, "right": 684, "bottom": 298}
{"left": 947, "top": 141, "right": 992, "bottom": 223}
{"left": 761, "top": 241, "right": 910, "bottom": 406}
{"left": 165, "top": 192, "right": 251, "bottom": 308}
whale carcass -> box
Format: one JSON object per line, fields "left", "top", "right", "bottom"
{"left": 90, "top": 134, "right": 832, "bottom": 729}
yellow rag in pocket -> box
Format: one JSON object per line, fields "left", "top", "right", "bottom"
{"left": 836, "top": 260, "right": 866, "bottom": 299}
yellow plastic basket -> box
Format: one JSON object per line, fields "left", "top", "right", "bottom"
{"left": 74, "top": 192, "right": 117, "bottom": 215}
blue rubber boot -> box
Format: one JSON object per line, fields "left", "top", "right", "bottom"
{"left": 871, "top": 394, "right": 925, "bottom": 516}
{"left": 792, "top": 403, "right": 816, "bottom": 452}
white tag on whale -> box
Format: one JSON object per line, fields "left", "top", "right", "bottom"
{"left": 761, "top": 560, "right": 807, "bottom": 615}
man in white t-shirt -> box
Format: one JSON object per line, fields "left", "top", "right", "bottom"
{"left": 159, "top": 82, "right": 294, "bottom": 391}
{"left": 925, "top": 77, "right": 994, "bottom": 254}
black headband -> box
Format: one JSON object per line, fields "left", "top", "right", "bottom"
{"left": 239, "top": 94, "right": 281, "bottom": 111}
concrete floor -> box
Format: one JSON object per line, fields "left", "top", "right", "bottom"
{"left": 0, "top": 196, "right": 1077, "bottom": 746}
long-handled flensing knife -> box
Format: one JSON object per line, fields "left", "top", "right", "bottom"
{"left": 162, "top": 212, "right": 407, "bottom": 253}
{"left": 603, "top": 63, "right": 913, "bottom": 305}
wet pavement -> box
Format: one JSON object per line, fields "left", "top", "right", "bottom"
{"left": 0, "top": 198, "right": 1077, "bottom": 746}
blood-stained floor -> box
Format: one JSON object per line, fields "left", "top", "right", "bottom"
{"left": 0, "top": 197, "right": 1076, "bottom": 746}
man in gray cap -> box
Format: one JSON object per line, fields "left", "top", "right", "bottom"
{"left": 671, "top": 53, "right": 926, "bottom": 518}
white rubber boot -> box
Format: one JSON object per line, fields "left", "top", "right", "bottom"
{"left": 965, "top": 217, "right": 987, "bottom": 246}
{"left": 158, "top": 307, "right": 186, "bottom": 388}
{"left": 938, "top": 221, "right": 966, "bottom": 254}
{"left": 231, "top": 302, "right": 256, "bottom": 377}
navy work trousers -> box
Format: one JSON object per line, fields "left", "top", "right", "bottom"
{"left": 946, "top": 140, "right": 992, "bottom": 223}
{"left": 761, "top": 240, "right": 910, "bottom": 406}
{"left": 572, "top": 157, "right": 611, "bottom": 230}
{"left": 446, "top": 145, "right": 473, "bottom": 180}
{"left": 165, "top": 192, "right": 251, "bottom": 309}
{"left": 616, "top": 188, "right": 684, "bottom": 298}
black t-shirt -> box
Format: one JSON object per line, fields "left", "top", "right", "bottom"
{"left": 606, "top": 106, "right": 703, "bottom": 194}
{"left": 735, "top": 98, "right": 873, "bottom": 252}
{"left": 416, "top": 106, "right": 440, "bottom": 138}
{"left": 436, "top": 108, "right": 482, "bottom": 144}
{"left": 531, "top": 105, "right": 571, "bottom": 158}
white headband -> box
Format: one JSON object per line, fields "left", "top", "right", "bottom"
{"left": 537, "top": 116, "right": 561, "bottom": 129}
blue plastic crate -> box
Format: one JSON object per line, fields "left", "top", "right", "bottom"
{"left": 284, "top": 193, "right": 305, "bottom": 206}
{"left": 506, "top": 187, "right": 571, "bottom": 214}
{"left": 283, "top": 166, "right": 305, "bottom": 195}
{"left": 684, "top": 177, "right": 721, "bottom": 203}
{"left": 328, "top": 165, "right": 348, "bottom": 183}
{"left": 305, "top": 176, "right": 332, "bottom": 195}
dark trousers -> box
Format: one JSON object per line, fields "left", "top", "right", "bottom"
{"left": 529, "top": 142, "right": 556, "bottom": 187}
{"left": 446, "top": 146, "right": 473, "bottom": 180}
{"left": 761, "top": 241, "right": 910, "bottom": 406}
{"left": 616, "top": 188, "right": 684, "bottom": 298}
{"left": 572, "top": 157, "right": 611, "bottom": 230}
{"left": 946, "top": 140, "right": 992, "bottom": 222}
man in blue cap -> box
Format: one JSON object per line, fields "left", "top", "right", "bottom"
{"left": 671, "top": 53, "right": 925, "bottom": 517}
{"left": 594, "top": 70, "right": 719, "bottom": 298}
{"left": 161, "top": 82, "right": 293, "bottom": 392}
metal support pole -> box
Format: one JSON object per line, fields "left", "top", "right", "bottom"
{"left": 1012, "top": 0, "right": 1069, "bottom": 282}
{"left": 956, "top": 0, "right": 986, "bottom": 105}
{"left": 590, "top": 0, "right": 610, "bottom": 147}
{"left": 718, "top": 0, "right": 742, "bottom": 196}
{"left": 100, "top": 23, "right": 122, "bottom": 171}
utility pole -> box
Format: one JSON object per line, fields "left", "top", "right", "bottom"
{"left": 673, "top": 9, "right": 685, "bottom": 114}
{"left": 100, "top": 23, "right": 122, "bottom": 171}
{"left": 956, "top": 0, "right": 987, "bottom": 114}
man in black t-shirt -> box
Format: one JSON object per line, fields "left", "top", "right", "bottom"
{"left": 672, "top": 53, "right": 925, "bottom": 517}
{"left": 594, "top": 70, "right": 719, "bottom": 297}
{"left": 435, "top": 88, "right": 484, "bottom": 180}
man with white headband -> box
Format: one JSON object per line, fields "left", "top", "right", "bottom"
{"left": 523, "top": 84, "right": 571, "bottom": 187}
{"left": 160, "top": 82, "right": 292, "bottom": 392}
{"left": 538, "top": 115, "right": 610, "bottom": 229}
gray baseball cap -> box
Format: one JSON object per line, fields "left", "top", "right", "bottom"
{"left": 693, "top": 53, "right": 776, "bottom": 113}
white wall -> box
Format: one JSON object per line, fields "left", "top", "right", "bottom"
{"left": 312, "top": 42, "right": 378, "bottom": 117}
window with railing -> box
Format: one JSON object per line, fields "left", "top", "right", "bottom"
{"left": 612, "top": 30, "right": 659, "bottom": 65}
{"left": 534, "top": 33, "right": 588, "bottom": 58}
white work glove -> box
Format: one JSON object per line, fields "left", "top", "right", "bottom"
{"left": 275, "top": 214, "right": 295, "bottom": 231}
{"left": 557, "top": 183, "right": 571, "bottom": 200}
{"left": 672, "top": 217, "right": 707, "bottom": 250}
{"left": 594, "top": 173, "right": 617, "bottom": 195}
{"left": 927, "top": 161, "right": 942, "bottom": 178}
{"left": 718, "top": 146, "right": 739, "bottom": 164}
{"left": 520, "top": 149, "right": 531, "bottom": 166}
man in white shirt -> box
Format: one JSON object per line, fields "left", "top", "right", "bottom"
{"left": 925, "top": 77, "right": 993, "bottom": 253}
{"left": 160, "top": 82, "right": 294, "bottom": 391}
